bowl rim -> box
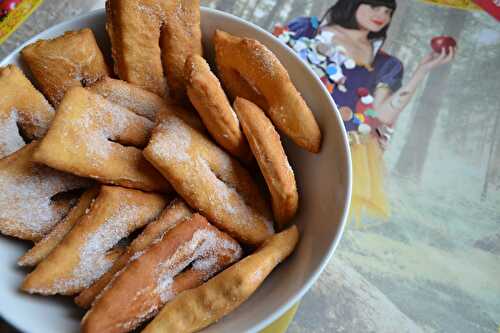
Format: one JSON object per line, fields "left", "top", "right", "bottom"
{"left": 0, "top": 7, "right": 352, "bottom": 333}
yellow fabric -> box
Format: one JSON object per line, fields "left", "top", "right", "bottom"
{"left": 0, "top": 0, "right": 44, "bottom": 45}
{"left": 349, "top": 136, "right": 390, "bottom": 226}
{"left": 420, "top": 0, "right": 479, "bottom": 11}
{"left": 261, "top": 303, "right": 300, "bottom": 333}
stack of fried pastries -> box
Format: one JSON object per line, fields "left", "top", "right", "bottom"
{"left": 0, "top": 1, "right": 323, "bottom": 332}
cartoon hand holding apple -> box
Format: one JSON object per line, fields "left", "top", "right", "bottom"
{"left": 431, "top": 36, "right": 457, "bottom": 54}
{"left": 414, "top": 35, "right": 457, "bottom": 77}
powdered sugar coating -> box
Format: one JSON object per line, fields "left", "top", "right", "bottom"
{"left": 136, "top": 2, "right": 165, "bottom": 22}
{"left": 152, "top": 117, "right": 192, "bottom": 162}
{"left": 95, "top": 226, "right": 242, "bottom": 332}
{"left": 90, "top": 79, "right": 163, "bottom": 121}
{"left": 155, "top": 228, "right": 242, "bottom": 303}
{"left": 0, "top": 110, "right": 25, "bottom": 158}
{"left": 197, "top": 157, "right": 274, "bottom": 235}
{"left": 191, "top": 254, "right": 219, "bottom": 272}
{"left": 130, "top": 250, "right": 145, "bottom": 262}
{"left": 246, "top": 39, "right": 281, "bottom": 79}
{"left": 196, "top": 157, "right": 238, "bottom": 216}
{"left": 0, "top": 146, "right": 90, "bottom": 238}
{"left": 52, "top": 204, "right": 143, "bottom": 293}
{"left": 0, "top": 65, "right": 55, "bottom": 144}
{"left": 62, "top": 94, "right": 154, "bottom": 167}
{"left": 146, "top": 115, "right": 275, "bottom": 243}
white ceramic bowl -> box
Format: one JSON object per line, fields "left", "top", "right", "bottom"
{"left": 0, "top": 8, "right": 351, "bottom": 333}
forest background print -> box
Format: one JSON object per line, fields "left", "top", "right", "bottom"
{"left": 202, "top": 0, "right": 500, "bottom": 332}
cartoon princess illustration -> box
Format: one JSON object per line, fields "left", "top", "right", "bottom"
{"left": 275, "top": 0, "right": 456, "bottom": 224}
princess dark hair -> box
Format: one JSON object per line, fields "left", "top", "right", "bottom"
{"left": 320, "top": 0, "right": 397, "bottom": 40}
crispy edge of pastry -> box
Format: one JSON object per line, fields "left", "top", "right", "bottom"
{"left": 88, "top": 76, "right": 205, "bottom": 133}
{"left": 21, "top": 28, "right": 109, "bottom": 106}
{"left": 32, "top": 87, "right": 171, "bottom": 193}
{"left": 0, "top": 65, "right": 55, "bottom": 136}
{"left": 142, "top": 225, "right": 299, "bottom": 333}
{"left": 18, "top": 187, "right": 100, "bottom": 267}
{"left": 21, "top": 186, "right": 168, "bottom": 295}
{"left": 185, "top": 55, "right": 252, "bottom": 162}
{"left": 161, "top": 0, "right": 203, "bottom": 102}
{"left": 75, "top": 197, "right": 192, "bottom": 308}
{"left": 106, "top": 0, "right": 167, "bottom": 97}
{"left": 234, "top": 98, "right": 298, "bottom": 229}
{"left": 81, "top": 213, "right": 243, "bottom": 333}
{"left": 216, "top": 63, "right": 269, "bottom": 111}
{"left": 88, "top": 77, "right": 167, "bottom": 122}
{"left": 0, "top": 142, "right": 91, "bottom": 241}
{"left": 143, "top": 113, "right": 275, "bottom": 246}
{"left": 214, "top": 30, "right": 321, "bottom": 153}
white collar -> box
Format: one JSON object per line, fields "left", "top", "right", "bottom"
{"left": 317, "top": 29, "right": 385, "bottom": 57}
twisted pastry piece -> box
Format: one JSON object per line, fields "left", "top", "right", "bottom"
{"left": 81, "top": 213, "right": 242, "bottom": 333}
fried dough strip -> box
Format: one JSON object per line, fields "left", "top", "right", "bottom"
{"left": 33, "top": 87, "right": 170, "bottom": 192}
{"left": 75, "top": 198, "right": 192, "bottom": 308}
{"left": 234, "top": 98, "right": 298, "bottom": 228}
{"left": 0, "top": 65, "right": 54, "bottom": 158}
{"left": 0, "top": 142, "right": 91, "bottom": 241}
{"left": 144, "top": 112, "right": 274, "bottom": 246}
{"left": 142, "top": 225, "right": 299, "bottom": 333}
{"left": 81, "top": 214, "right": 242, "bottom": 333}
{"left": 185, "top": 55, "right": 251, "bottom": 162}
{"left": 18, "top": 187, "right": 100, "bottom": 267}
{"left": 21, "top": 29, "right": 109, "bottom": 106}
{"left": 21, "top": 186, "right": 167, "bottom": 295}
{"left": 214, "top": 30, "right": 321, "bottom": 153}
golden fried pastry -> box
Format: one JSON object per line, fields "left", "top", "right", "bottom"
{"left": 21, "top": 186, "right": 168, "bottom": 295}
{"left": 162, "top": 103, "right": 207, "bottom": 134}
{"left": 88, "top": 77, "right": 168, "bottom": 121}
{"left": 185, "top": 55, "right": 251, "bottom": 162}
{"left": 214, "top": 30, "right": 322, "bottom": 153}
{"left": 0, "top": 142, "right": 91, "bottom": 241}
{"left": 234, "top": 98, "right": 298, "bottom": 229}
{"left": 21, "top": 29, "right": 109, "bottom": 106}
{"left": 106, "top": 0, "right": 167, "bottom": 96}
{"left": 144, "top": 112, "right": 274, "bottom": 246}
{"left": 143, "top": 225, "right": 299, "bottom": 333}
{"left": 216, "top": 58, "right": 269, "bottom": 111}
{"left": 89, "top": 77, "right": 205, "bottom": 131}
{"left": 33, "top": 87, "right": 170, "bottom": 192}
{"left": 81, "top": 213, "right": 242, "bottom": 333}
{"left": 18, "top": 187, "right": 100, "bottom": 267}
{"left": 0, "top": 65, "right": 54, "bottom": 158}
{"left": 75, "top": 197, "right": 192, "bottom": 308}
{"left": 106, "top": 0, "right": 202, "bottom": 100}
{"left": 161, "top": 0, "right": 203, "bottom": 102}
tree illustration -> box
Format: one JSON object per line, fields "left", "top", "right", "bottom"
{"left": 394, "top": 9, "right": 467, "bottom": 181}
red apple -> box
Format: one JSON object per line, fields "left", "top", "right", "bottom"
{"left": 0, "top": 0, "right": 21, "bottom": 19}
{"left": 0, "top": 0, "right": 22, "bottom": 12}
{"left": 431, "top": 36, "right": 457, "bottom": 54}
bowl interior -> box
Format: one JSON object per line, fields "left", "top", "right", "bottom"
{"left": 0, "top": 8, "right": 351, "bottom": 333}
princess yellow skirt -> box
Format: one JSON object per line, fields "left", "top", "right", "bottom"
{"left": 349, "top": 134, "right": 390, "bottom": 226}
